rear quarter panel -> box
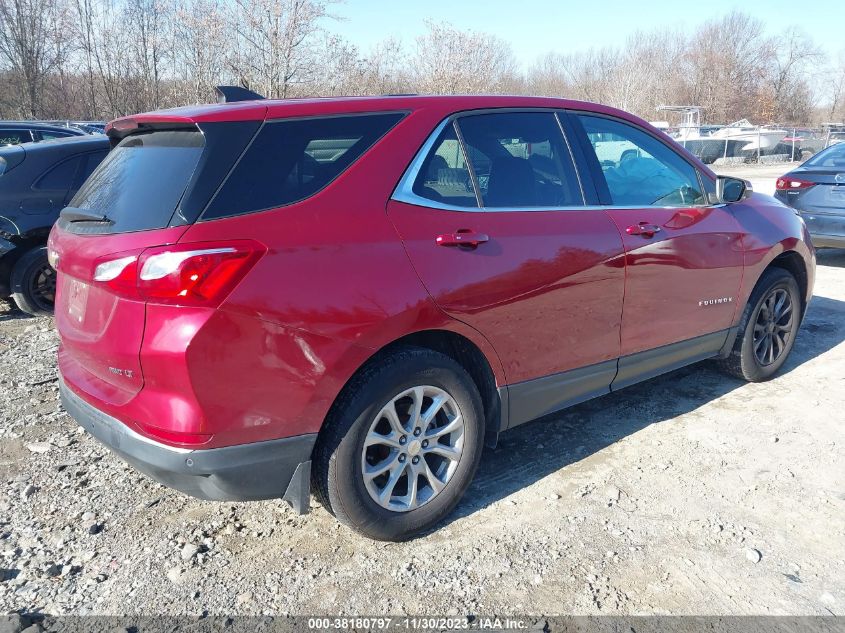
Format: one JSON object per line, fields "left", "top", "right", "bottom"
{"left": 176, "top": 108, "right": 507, "bottom": 442}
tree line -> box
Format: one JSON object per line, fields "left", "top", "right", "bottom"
{"left": 1, "top": 0, "right": 843, "bottom": 126}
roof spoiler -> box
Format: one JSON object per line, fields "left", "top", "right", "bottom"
{"left": 215, "top": 86, "right": 265, "bottom": 103}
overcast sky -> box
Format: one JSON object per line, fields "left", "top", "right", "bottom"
{"left": 332, "top": 0, "right": 843, "bottom": 68}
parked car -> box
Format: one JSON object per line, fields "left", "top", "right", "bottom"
{"left": 0, "top": 122, "right": 88, "bottom": 146}
{"left": 775, "top": 141, "right": 845, "bottom": 249}
{"left": 44, "top": 121, "right": 107, "bottom": 135}
{"left": 50, "top": 95, "right": 815, "bottom": 541}
{"left": 1, "top": 135, "right": 109, "bottom": 314}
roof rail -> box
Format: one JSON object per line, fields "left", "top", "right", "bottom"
{"left": 215, "top": 86, "right": 265, "bottom": 103}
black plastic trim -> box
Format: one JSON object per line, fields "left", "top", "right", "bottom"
{"left": 717, "top": 326, "right": 741, "bottom": 358}
{"left": 506, "top": 359, "right": 617, "bottom": 429}
{"left": 505, "top": 329, "right": 732, "bottom": 429}
{"left": 59, "top": 378, "right": 316, "bottom": 511}
{"left": 612, "top": 329, "right": 730, "bottom": 391}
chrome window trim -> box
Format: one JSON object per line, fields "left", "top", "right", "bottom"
{"left": 392, "top": 108, "right": 591, "bottom": 213}
{"left": 391, "top": 107, "right": 719, "bottom": 214}
{"left": 391, "top": 117, "right": 482, "bottom": 212}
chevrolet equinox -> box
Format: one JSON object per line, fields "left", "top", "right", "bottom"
{"left": 49, "top": 95, "right": 815, "bottom": 541}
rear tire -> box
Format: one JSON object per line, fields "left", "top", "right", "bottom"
{"left": 718, "top": 267, "right": 801, "bottom": 382}
{"left": 11, "top": 246, "right": 55, "bottom": 316}
{"left": 312, "top": 347, "right": 485, "bottom": 541}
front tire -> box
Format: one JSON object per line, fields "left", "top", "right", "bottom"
{"left": 11, "top": 246, "right": 55, "bottom": 316}
{"left": 718, "top": 267, "right": 801, "bottom": 381}
{"left": 312, "top": 347, "right": 485, "bottom": 541}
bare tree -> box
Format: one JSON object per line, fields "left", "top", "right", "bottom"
{"left": 228, "top": 0, "right": 329, "bottom": 98}
{"left": 171, "top": 0, "right": 228, "bottom": 104}
{"left": 0, "top": 0, "right": 68, "bottom": 117}
{"left": 411, "top": 20, "right": 517, "bottom": 95}
{"left": 0, "top": 6, "right": 840, "bottom": 127}
{"left": 126, "top": 0, "right": 172, "bottom": 111}
{"left": 827, "top": 52, "right": 845, "bottom": 121}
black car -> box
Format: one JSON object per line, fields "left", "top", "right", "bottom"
{"left": 1, "top": 135, "right": 109, "bottom": 314}
{"left": 0, "top": 122, "right": 88, "bottom": 146}
{"left": 775, "top": 142, "right": 845, "bottom": 249}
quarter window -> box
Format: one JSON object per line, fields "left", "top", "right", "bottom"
{"left": 204, "top": 112, "right": 404, "bottom": 219}
{"left": 34, "top": 157, "right": 82, "bottom": 191}
{"left": 456, "top": 112, "right": 583, "bottom": 208}
{"left": 577, "top": 115, "right": 705, "bottom": 207}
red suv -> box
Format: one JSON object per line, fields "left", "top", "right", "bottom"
{"left": 49, "top": 96, "right": 815, "bottom": 541}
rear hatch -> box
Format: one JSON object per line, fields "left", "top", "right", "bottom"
{"left": 50, "top": 120, "right": 260, "bottom": 405}
{"left": 785, "top": 169, "right": 845, "bottom": 212}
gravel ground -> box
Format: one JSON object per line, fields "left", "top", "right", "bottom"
{"left": 1, "top": 228, "right": 843, "bottom": 616}
{"left": 712, "top": 162, "right": 798, "bottom": 196}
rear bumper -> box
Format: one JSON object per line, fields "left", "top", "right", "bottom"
{"left": 796, "top": 210, "right": 845, "bottom": 249}
{"left": 59, "top": 378, "right": 316, "bottom": 512}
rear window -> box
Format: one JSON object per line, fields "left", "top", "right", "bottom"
{"left": 805, "top": 142, "right": 845, "bottom": 167}
{"left": 202, "top": 112, "right": 404, "bottom": 220}
{"left": 1, "top": 130, "right": 32, "bottom": 145}
{"left": 69, "top": 130, "right": 203, "bottom": 233}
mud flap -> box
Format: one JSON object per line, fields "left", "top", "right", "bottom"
{"left": 282, "top": 460, "right": 311, "bottom": 515}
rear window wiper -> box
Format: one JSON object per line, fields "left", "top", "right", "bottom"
{"left": 59, "top": 207, "right": 114, "bottom": 224}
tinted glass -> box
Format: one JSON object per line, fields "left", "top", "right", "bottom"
{"left": 0, "top": 130, "right": 32, "bottom": 145}
{"left": 78, "top": 150, "right": 108, "bottom": 184}
{"left": 412, "top": 123, "right": 477, "bottom": 207}
{"left": 204, "top": 113, "right": 403, "bottom": 219}
{"left": 456, "top": 112, "right": 582, "bottom": 208}
{"left": 70, "top": 130, "right": 204, "bottom": 232}
{"left": 805, "top": 142, "right": 845, "bottom": 167}
{"left": 34, "top": 157, "right": 81, "bottom": 191}
{"left": 578, "top": 115, "right": 705, "bottom": 207}
{"left": 38, "top": 130, "right": 74, "bottom": 141}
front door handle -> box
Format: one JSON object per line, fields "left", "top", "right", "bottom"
{"left": 436, "top": 230, "right": 489, "bottom": 248}
{"left": 626, "top": 222, "right": 662, "bottom": 238}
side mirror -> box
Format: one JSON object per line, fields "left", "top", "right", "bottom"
{"left": 715, "top": 176, "right": 752, "bottom": 204}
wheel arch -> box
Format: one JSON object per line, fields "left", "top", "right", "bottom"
{"left": 320, "top": 328, "right": 506, "bottom": 451}
{"left": 767, "top": 250, "right": 809, "bottom": 318}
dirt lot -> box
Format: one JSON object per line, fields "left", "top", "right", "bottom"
{"left": 713, "top": 162, "right": 796, "bottom": 196}
{"left": 0, "top": 178, "right": 843, "bottom": 616}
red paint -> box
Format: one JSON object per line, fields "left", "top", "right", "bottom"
{"left": 50, "top": 95, "right": 815, "bottom": 450}
{"left": 605, "top": 205, "right": 745, "bottom": 356}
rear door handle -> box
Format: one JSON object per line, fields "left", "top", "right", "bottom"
{"left": 626, "top": 222, "right": 662, "bottom": 237}
{"left": 436, "top": 230, "right": 489, "bottom": 248}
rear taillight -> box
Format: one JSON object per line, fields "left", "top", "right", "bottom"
{"left": 91, "top": 240, "right": 265, "bottom": 306}
{"left": 776, "top": 177, "right": 814, "bottom": 191}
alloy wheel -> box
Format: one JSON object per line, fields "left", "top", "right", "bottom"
{"left": 752, "top": 287, "right": 794, "bottom": 366}
{"left": 361, "top": 385, "right": 464, "bottom": 512}
{"left": 28, "top": 263, "right": 56, "bottom": 312}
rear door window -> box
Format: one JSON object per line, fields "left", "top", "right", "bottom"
{"left": 68, "top": 130, "right": 204, "bottom": 233}
{"left": 411, "top": 123, "right": 478, "bottom": 208}
{"left": 456, "top": 112, "right": 583, "bottom": 208}
{"left": 203, "top": 112, "right": 404, "bottom": 220}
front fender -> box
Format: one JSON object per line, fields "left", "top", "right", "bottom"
{"left": 731, "top": 192, "right": 815, "bottom": 314}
